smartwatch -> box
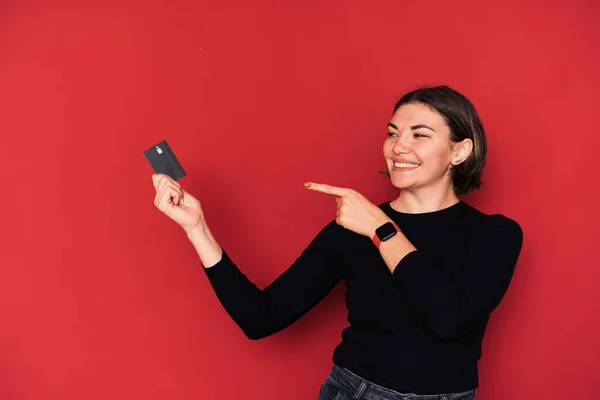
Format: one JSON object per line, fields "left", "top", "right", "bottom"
{"left": 372, "top": 221, "right": 400, "bottom": 249}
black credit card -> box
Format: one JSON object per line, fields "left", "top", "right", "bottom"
{"left": 143, "top": 140, "right": 186, "bottom": 181}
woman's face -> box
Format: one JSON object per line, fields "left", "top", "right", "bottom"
{"left": 383, "top": 102, "right": 467, "bottom": 192}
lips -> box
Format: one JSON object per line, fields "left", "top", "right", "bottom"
{"left": 394, "top": 161, "right": 420, "bottom": 168}
{"left": 391, "top": 159, "right": 421, "bottom": 170}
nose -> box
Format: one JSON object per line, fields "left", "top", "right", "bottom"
{"left": 393, "top": 136, "right": 411, "bottom": 154}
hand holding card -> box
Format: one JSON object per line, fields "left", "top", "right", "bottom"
{"left": 145, "top": 140, "right": 203, "bottom": 232}
{"left": 151, "top": 173, "right": 205, "bottom": 233}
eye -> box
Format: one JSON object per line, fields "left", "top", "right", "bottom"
{"left": 413, "top": 133, "right": 428, "bottom": 138}
{"left": 387, "top": 132, "right": 398, "bottom": 137}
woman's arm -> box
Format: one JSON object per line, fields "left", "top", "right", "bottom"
{"left": 186, "top": 220, "right": 224, "bottom": 268}
{"left": 187, "top": 220, "right": 345, "bottom": 340}
{"left": 378, "top": 215, "right": 523, "bottom": 340}
{"left": 150, "top": 174, "right": 345, "bottom": 340}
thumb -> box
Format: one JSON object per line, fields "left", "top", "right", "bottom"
{"left": 152, "top": 174, "right": 163, "bottom": 190}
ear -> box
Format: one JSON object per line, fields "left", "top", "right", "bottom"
{"left": 451, "top": 139, "right": 473, "bottom": 166}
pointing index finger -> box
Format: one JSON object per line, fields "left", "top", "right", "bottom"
{"left": 305, "top": 182, "right": 347, "bottom": 196}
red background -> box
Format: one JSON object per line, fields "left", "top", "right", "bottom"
{"left": 1, "top": 0, "right": 599, "bottom": 399}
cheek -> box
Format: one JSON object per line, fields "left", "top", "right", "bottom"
{"left": 383, "top": 140, "right": 393, "bottom": 155}
{"left": 417, "top": 145, "right": 453, "bottom": 168}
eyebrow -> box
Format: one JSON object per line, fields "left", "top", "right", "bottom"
{"left": 388, "top": 122, "right": 436, "bottom": 132}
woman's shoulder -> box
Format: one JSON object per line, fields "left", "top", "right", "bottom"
{"left": 461, "top": 202, "right": 523, "bottom": 241}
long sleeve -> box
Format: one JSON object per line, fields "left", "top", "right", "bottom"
{"left": 392, "top": 215, "right": 523, "bottom": 340}
{"left": 203, "top": 221, "right": 345, "bottom": 340}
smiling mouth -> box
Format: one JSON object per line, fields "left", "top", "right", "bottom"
{"left": 393, "top": 162, "right": 421, "bottom": 169}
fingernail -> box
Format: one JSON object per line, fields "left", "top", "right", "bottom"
{"left": 304, "top": 182, "right": 311, "bottom": 188}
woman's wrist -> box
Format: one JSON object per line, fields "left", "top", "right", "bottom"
{"left": 185, "top": 220, "right": 223, "bottom": 268}
{"left": 184, "top": 218, "right": 209, "bottom": 237}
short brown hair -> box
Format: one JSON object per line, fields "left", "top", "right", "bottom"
{"left": 384, "top": 85, "right": 487, "bottom": 195}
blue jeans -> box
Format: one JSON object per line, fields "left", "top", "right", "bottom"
{"left": 318, "top": 364, "right": 476, "bottom": 400}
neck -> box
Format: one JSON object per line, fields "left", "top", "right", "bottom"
{"left": 390, "top": 182, "right": 460, "bottom": 214}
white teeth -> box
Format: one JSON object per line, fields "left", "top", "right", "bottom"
{"left": 394, "top": 162, "right": 420, "bottom": 168}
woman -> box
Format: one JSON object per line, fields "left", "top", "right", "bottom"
{"left": 151, "top": 85, "right": 523, "bottom": 400}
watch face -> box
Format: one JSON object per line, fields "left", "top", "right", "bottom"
{"left": 376, "top": 222, "right": 397, "bottom": 241}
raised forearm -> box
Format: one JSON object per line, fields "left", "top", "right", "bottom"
{"left": 185, "top": 221, "right": 223, "bottom": 269}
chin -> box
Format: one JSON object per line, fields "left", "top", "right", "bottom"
{"left": 390, "top": 177, "right": 415, "bottom": 190}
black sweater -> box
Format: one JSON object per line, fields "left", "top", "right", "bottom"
{"left": 203, "top": 200, "right": 523, "bottom": 395}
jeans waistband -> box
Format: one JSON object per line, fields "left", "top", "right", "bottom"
{"left": 327, "top": 364, "right": 476, "bottom": 400}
